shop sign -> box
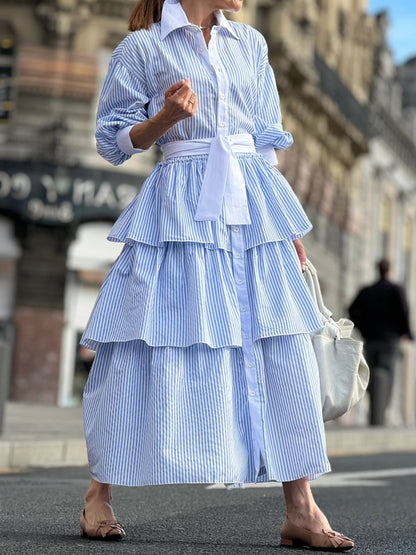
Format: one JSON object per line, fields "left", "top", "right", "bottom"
{"left": 0, "top": 161, "right": 143, "bottom": 224}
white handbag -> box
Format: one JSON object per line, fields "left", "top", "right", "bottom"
{"left": 304, "top": 259, "right": 370, "bottom": 422}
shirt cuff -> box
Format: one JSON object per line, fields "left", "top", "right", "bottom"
{"left": 256, "top": 145, "right": 278, "bottom": 165}
{"left": 116, "top": 125, "right": 147, "bottom": 155}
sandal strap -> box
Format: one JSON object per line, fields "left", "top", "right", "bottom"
{"left": 323, "top": 529, "right": 354, "bottom": 548}
{"left": 96, "top": 520, "right": 125, "bottom": 538}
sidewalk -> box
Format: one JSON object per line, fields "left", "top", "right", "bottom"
{"left": 1, "top": 402, "right": 416, "bottom": 470}
{"left": 0, "top": 402, "right": 86, "bottom": 470}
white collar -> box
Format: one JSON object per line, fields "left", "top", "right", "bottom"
{"left": 160, "top": 0, "right": 239, "bottom": 41}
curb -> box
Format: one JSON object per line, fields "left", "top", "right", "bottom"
{"left": 0, "top": 438, "right": 87, "bottom": 470}
{"left": 325, "top": 427, "right": 416, "bottom": 457}
{"left": 1, "top": 428, "right": 416, "bottom": 471}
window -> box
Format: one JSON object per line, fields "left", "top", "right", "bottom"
{"left": 0, "top": 23, "right": 16, "bottom": 125}
{"left": 338, "top": 10, "right": 347, "bottom": 38}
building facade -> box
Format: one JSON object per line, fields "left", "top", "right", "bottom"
{"left": 0, "top": 0, "right": 158, "bottom": 404}
{"left": 364, "top": 15, "right": 416, "bottom": 426}
{"left": 236, "top": 0, "right": 416, "bottom": 426}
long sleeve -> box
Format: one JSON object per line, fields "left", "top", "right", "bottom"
{"left": 254, "top": 37, "right": 294, "bottom": 152}
{"left": 95, "top": 56, "right": 150, "bottom": 166}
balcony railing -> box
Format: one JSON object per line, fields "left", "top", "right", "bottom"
{"left": 314, "top": 52, "right": 369, "bottom": 138}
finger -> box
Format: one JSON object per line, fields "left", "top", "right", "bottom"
{"left": 293, "top": 239, "right": 306, "bottom": 272}
{"left": 183, "top": 88, "right": 195, "bottom": 104}
{"left": 178, "top": 89, "right": 197, "bottom": 115}
{"left": 165, "top": 80, "right": 190, "bottom": 99}
{"left": 190, "top": 95, "right": 198, "bottom": 115}
{"left": 165, "top": 79, "right": 187, "bottom": 95}
{"left": 171, "top": 79, "right": 193, "bottom": 100}
{"left": 299, "top": 252, "right": 306, "bottom": 272}
{"left": 171, "top": 85, "right": 193, "bottom": 102}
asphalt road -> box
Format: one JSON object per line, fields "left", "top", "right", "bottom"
{"left": 0, "top": 453, "right": 415, "bottom": 555}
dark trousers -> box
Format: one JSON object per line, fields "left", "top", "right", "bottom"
{"left": 364, "top": 339, "right": 399, "bottom": 426}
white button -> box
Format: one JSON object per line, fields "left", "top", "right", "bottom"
{"left": 234, "top": 253, "right": 241, "bottom": 259}
{"left": 220, "top": 94, "right": 226, "bottom": 100}
{"left": 243, "top": 333, "right": 249, "bottom": 339}
{"left": 237, "top": 279, "right": 243, "bottom": 285}
{"left": 219, "top": 121, "right": 225, "bottom": 128}
{"left": 249, "top": 390, "right": 257, "bottom": 397}
{"left": 241, "top": 306, "right": 247, "bottom": 312}
{"left": 248, "top": 362, "right": 254, "bottom": 368}
{"left": 232, "top": 226, "right": 240, "bottom": 233}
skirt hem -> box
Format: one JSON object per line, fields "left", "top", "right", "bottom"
{"left": 88, "top": 465, "right": 332, "bottom": 488}
{"left": 80, "top": 327, "right": 323, "bottom": 351}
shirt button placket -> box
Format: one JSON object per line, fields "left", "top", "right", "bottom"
{"left": 231, "top": 225, "right": 265, "bottom": 477}
{"left": 211, "top": 28, "right": 264, "bottom": 475}
{"left": 208, "top": 29, "right": 228, "bottom": 135}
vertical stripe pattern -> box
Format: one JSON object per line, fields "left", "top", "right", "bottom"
{"left": 84, "top": 335, "right": 330, "bottom": 486}
{"left": 83, "top": 1, "right": 330, "bottom": 487}
{"left": 81, "top": 239, "right": 324, "bottom": 349}
{"left": 95, "top": 6, "right": 293, "bottom": 167}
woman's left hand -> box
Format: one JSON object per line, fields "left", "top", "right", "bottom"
{"left": 293, "top": 239, "right": 306, "bottom": 273}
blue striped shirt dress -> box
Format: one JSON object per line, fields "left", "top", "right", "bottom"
{"left": 81, "top": 0, "right": 331, "bottom": 487}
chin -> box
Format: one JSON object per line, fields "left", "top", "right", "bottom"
{"left": 221, "top": 0, "right": 243, "bottom": 13}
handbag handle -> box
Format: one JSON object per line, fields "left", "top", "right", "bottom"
{"left": 304, "top": 259, "right": 332, "bottom": 320}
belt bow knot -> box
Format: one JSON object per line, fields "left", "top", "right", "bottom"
{"left": 161, "top": 133, "right": 254, "bottom": 225}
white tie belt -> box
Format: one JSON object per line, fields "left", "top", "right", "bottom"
{"left": 161, "top": 133, "right": 255, "bottom": 225}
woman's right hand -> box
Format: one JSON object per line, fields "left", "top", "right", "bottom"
{"left": 162, "top": 78, "right": 198, "bottom": 124}
{"left": 128, "top": 79, "right": 197, "bottom": 150}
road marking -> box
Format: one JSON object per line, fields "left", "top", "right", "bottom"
{"left": 206, "top": 467, "right": 416, "bottom": 489}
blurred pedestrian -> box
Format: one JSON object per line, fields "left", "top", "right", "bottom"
{"left": 78, "top": 0, "right": 354, "bottom": 551}
{"left": 349, "top": 258, "right": 413, "bottom": 426}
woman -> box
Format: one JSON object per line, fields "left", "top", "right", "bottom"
{"left": 79, "top": 0, "right": 354, "bottom": 550}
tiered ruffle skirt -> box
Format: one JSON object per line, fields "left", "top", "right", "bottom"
{"left": 82, "top": 153, "right": 331, "bottom": 486}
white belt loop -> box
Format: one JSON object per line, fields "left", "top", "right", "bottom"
{"left": 161, "top": 133, "right": 254, "bottom": 225}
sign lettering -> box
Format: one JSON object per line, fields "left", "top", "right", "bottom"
{"left": 0, "top": 161, "right": 143, "bottom": 224}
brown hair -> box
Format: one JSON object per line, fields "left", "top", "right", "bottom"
{"left": 128, "top": 0, "right": 165, "bottom": 31}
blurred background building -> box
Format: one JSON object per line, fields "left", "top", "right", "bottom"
{"left": 0, "top": 0, "right": 415, "bottom": 426}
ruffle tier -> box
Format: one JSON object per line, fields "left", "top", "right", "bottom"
{"left": 81, "top": 153, "right": 323, "bottom": 349}
{"left": 108, "top": 153, "right": 312, "bottom": 251}
{"left": 81, "top": 239, "right": 323, "bottom": 350}
{"left": 83, "top": 334, "right": 330, "bottom": 486}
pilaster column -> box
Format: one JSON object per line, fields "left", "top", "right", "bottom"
{"left": 9, "top": 222, "right": 74, "bottom": 404}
